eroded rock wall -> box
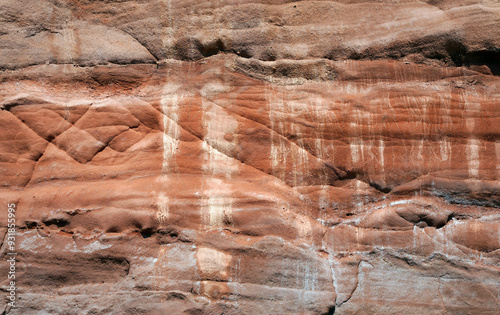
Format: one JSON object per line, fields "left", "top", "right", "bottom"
{"left": 0, "top": 1, "right": 499, "bottom": 314}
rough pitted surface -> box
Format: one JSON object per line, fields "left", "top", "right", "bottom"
{"left": 0, "top": 0, "right": 499, "bottom": 314}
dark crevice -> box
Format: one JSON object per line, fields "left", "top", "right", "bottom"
{"left": 107, "top": 58, "right": 157, "bottom": 66}
{"left": 342, "top": 170, "right": 358, "bottom": 181}
{"left": 431, "top": 190, "right": 500, "bottom": 208}
{"left": 328, "top": 166, "right": 392, "bottom": 194}
{"left": 138, "top": 226, "right": 192, "bottom": 244}
{"left": 444, "top": 39, "right": 467, "bottom": 67}
{"left": 323, "top": 305, "right": 335, "bottom": 315}
{"left": 46, "top": 134, "right": 55, "bottom": 142}
{"left": 396, "top": 209, "right": 454, "bottom": 230}
{"left": 1, "top": 47, "right": 497, "bottom": 76}
{"left": 42, "top": 218, "right": 69, "bottom": 228}
{"left": 25, "top": 221, "right": 40, "bottom": 229}
{"left": 140, "top": 227, "right": 154, "bottom": 239}
{"left": 197, "top": 39, "right": 226, "bottom": 58}
{"left": 233, "top": 48, "right": 253, "bottom": 59}
{"left": 464, "top": 50, "right": 500, "bottom": 76}
{"left": 165, "top": 291, "right": 188, "bottom": 300}
{"left": 369, "top": 181, "right": 392, "bottom": 194}
{"left": 157, "top": 227, "right": 189, "bottom": 244}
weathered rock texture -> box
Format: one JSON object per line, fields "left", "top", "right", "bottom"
{"left": 0, "top": 0, "right": 499, "bottom": 314}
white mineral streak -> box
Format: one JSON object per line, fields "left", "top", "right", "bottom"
{"left": 349, "top": 108, "right": 361, "bottom": 165}
{"left": 156, "top": 192, "right": 170, "bottom": 224}
{"left": 379, "top": 139, "right": 385, "bottom": 173}
{"left": 467, "top": 138, "right": 480, "bottom": 178}
{"left": 197, "top": 247, "right": 231, "bottom": 278}
{"left": 438, "top": 92, "right": 452, "bottom": 162}
{"left": 462, "top": 90, "right": 482, "bottom": 180}
{"left": 288, "top": 100, "right": 310, "bottom": 186}
{"left": 201, "top": 81, "right": 238, "bottom": 228}
{"left": 312, "top": 97, "right": 331, "bottom": 219}
{"left": 268, "top": 87, "right": 313, "bottom": 186}
{"left": 267, "top": 86, "right": 316, "bottom": 238}
{"left": 463, "top": 89, "right": 480, "bottom": 133}
{"left": 156, "top": 83, "right": 182, "bottom": 223}
{"left": 268, "top": 86, "right": 288, "bottom": 183}
{"left": 439, "top": 138, "right": 451, "bottom": 162}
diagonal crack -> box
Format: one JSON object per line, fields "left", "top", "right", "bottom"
{"left": 158, "top": 103, "right": 292, "bottom": 187}
{"left": 201, "top": 95, "right": 367, "bottom": 185}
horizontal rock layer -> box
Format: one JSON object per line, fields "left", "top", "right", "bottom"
{"left": 0, "top": 0, "right": 499, "bottom": 314}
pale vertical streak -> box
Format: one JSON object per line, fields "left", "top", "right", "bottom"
{"left": 201, "top": 82, "right": 238, "bottom": 228}
{"left": 467, "top": 138, "right": 480, "bottom": 178}
{"left": 156, "top": 84, "right": 182, "bottom": 223}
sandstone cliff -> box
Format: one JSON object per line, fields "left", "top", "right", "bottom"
{"left": 0, "top": 0, "right": 499, "bottom": 314}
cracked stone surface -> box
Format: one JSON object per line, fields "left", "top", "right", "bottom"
{"left": 0, "top": 0, "right": 499, "bottom": 314}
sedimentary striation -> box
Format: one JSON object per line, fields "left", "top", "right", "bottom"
{"left": 0, "top": 0, "right": 499, "bottom": 314}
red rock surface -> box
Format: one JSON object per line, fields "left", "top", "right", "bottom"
{"left": 0, "top": 0, "right": 499, "bottom": 314}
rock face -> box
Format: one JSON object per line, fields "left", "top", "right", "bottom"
{"left": 0, "top": 0, "right": 499, "bottom": 314}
